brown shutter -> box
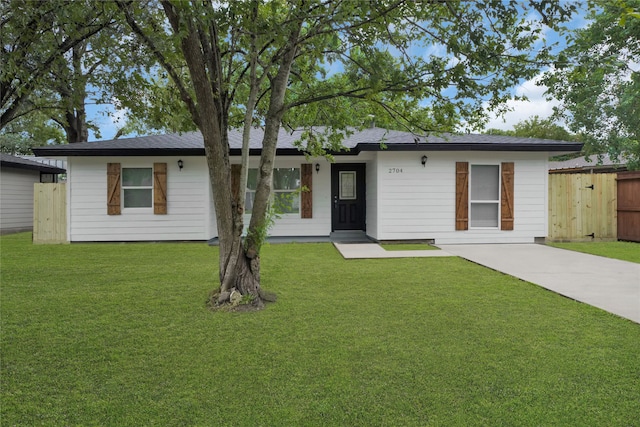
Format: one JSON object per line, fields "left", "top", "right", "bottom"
{"left": 154, "top": 163, "right": 167, "bottom": 214}
{"left": 107, "top": 163, "right": 121, "bottom": 215}
{"left": 455, "top": 162, "right": 469, "bottom": 230}
{"left": 301, "top": 163, "right": 313, "bottom": 218}
{"left": 230, "top": 164, "right": 241, "bottom": 206}
{"left": 501, "top": 162, "right": 514, "bottom": 230}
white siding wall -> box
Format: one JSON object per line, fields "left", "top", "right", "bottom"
{"left": 0, "top": 168, "right": 40, "bottom": 232}
{"left": 68, "top": 156, "right": 210, "bottom": 241}
{"left": 373, "top": 151, "right": 549, "bottom": 244}
{"left": 66, "top": 151, "right": 548, "bottom": 244}
{"left": 365, "top": 153, "right": 379, "bottom": 239}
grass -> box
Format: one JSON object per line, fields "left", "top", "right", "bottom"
{"left": 2, "top": 232, "right": 639, "bottom": 426}
{"left": 380, "top": 242, "right": 439, "bottom": 251}
{"left": 547, "top": 241, "right": 640, "bottom": 263}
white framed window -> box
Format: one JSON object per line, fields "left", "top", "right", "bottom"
{"left": 122, "top": 167, "right": 153, "bottom": 208}
{"left": 245, "top": 168, "right": 300, "bottom": 214}
{"left": 469, "top": 164, "right": 500, "bottom": 228}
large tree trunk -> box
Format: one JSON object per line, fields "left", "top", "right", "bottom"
{"left": 64, "top": 108, "right": 89, "bottom": 143}
{"left": 155, "top": 1, "right": 300, "bottom": 307}
{"left": 217, "top": 21, "right": 300, "bottom": 306}
{"left": 60, "top": 43, "right": 90, "bottom": 143}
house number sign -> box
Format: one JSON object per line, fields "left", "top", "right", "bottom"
{"left": 388, "top": 168, "right": 403, "bottom": 173}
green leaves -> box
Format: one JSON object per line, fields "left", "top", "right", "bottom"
{"left": 617, "top": 0, "right": 640, "bottom": 25}
{"left": 1, "top": 0, "right": 116, "bottom": 132}
{"left": 0, "top": 112, "right": 66, "bottom": 155}
{"left": 485, "top": 116, "right": 578, "bottom": 142}
{"left": 543, "top": 0, "right": 640, "bottom": 168}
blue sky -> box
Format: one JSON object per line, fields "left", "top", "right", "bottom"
{"left": 85, "top": 4, "right": 589, "bottom": 141}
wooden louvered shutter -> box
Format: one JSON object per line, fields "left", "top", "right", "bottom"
{"left": 107, "top": 163, "right": 121, "bottom": 215}
{"left": 301, "top": 164, "right": 313, "bottom": 218}
{"left": 230, "top": 164, "right": 241, "bottom": 207}
{"left": 501, "top": 162, "right": 514, "bottom": 230}
{"left": 154, "top": 163, "right": 167, "bottom": 214}
{"left": 455, "top": 162, "right": 469, "bottom": 230}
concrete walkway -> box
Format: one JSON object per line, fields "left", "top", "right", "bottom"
{"left": 333, "top": 243, "right": 454, "bottom": 259}
{"left": 439, "top": 244, "right": 640, "bottom": 324}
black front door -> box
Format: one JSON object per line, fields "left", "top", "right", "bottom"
{"left": 331, "top": 163, "right": 366, "bottom": 231}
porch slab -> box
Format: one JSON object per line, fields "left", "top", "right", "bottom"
{"left": 333, "top": 243, "right": 454, "bottom": 259}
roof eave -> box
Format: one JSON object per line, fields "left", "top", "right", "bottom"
{"left": 33, "top": 142, "right": 584, "bottom": 157}
{"left": 0, "top": 160, "right": 66, "bottom": 174}
{"left": 356, "top": 143, "right": 584, "bottom": 152}
{"left": 32, "top": 147, "right": 206, "bottom": 157}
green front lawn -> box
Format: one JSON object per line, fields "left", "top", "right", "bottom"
{"left": 547, "top": 241, "right": 640, "bottom": 263}
{"left": 2, "top": 233, "right": 639, "bottom": 426}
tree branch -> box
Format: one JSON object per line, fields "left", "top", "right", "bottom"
{"left": 1, "top": 16, "right": 110, "bottom": 128}
{"left": 116, "top": 0, "right": 200, "bottom": 127}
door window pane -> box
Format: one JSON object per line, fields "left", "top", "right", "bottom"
{"left": 339, "top": 171, "right": 356, "bottom": 200}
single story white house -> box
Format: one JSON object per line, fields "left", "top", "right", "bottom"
{"left": 33, "top": 127, "right": 582, "bottom": 244}
{"left": 1, "top": 153, "right": 66, "bottom": 234}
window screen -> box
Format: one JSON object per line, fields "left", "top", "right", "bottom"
{"left": 470, "top": 165, "right": 499, "bottom": 200}
{"left": 470, "top": 165, "right": 499, "bottom": 228}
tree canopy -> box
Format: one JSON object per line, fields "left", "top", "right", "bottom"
{"left": 111, "top": 1, "right": 579, "bottom": 141}
{"left": 0, "top": 1, "right": 115, "bottom": 130}
{"left": 0, "top": 0, "right": 149, "bottom": 145}
{"left": 485, "top": 115, "right": 579, "bottom": 141}
{"left": 0, "top": 111, "right": 65, "bottom": 155}
{"left": 543, "top": 0, "right": 640, "bottom": 169}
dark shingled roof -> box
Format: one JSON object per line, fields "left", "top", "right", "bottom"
{"left": 1, "top": 153, "right": 66, "bottom": 174}
{"left": 549, "top": 153, "right": 628, "bottom": 172}
{"left": 32, "top": 127, "right": 583, "bottom": 157}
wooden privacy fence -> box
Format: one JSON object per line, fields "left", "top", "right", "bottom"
{"left": 617, "top": 171, "right": 640, "bottom": 242}
{"left": 548, "top": 173, "right": 617, "bottom": 242}
{"left": 33, "top": 183, "right": 67, "bottom": 244}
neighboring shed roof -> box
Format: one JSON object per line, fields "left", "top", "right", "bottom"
{"left": 549, "top": 154, "right": 628, "bottom": 173}
{"left": 32, "top": 127, "right": 583, "bottom": 157}
{"left": 1, "top": 153, "right": 66, "bottom": 174}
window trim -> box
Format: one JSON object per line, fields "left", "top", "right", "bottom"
{"left": 245, "top": 167, "right": 301, "bottom": 216}
{"left": 121, "top": 167, "right": 153, "bottom": 210}
{"left": 469, "top": 163, "right": 501, "bottom": 229}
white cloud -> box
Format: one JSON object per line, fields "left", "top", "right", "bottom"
{"left": 482, "top": 73, "right": 562, "bottom": 131}
{"left": 423, "top": 42, "right": 447, "bottom": 59}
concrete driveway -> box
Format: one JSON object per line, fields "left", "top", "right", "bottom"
{"left": 438, "top": 244, "right": 640, "bottom": 324}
